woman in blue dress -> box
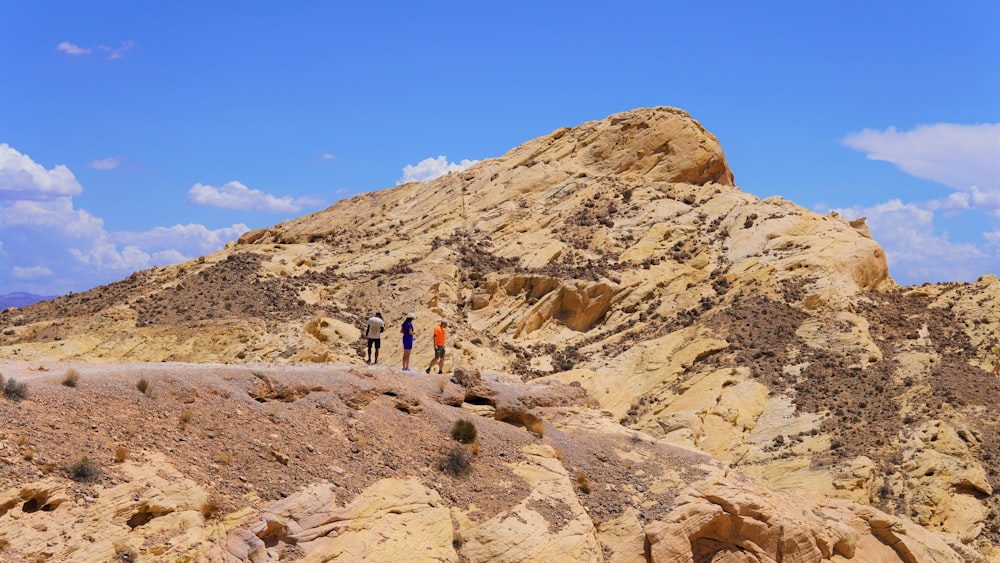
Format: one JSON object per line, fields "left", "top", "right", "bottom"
{"left": 401, "top": 313, "right": 415, "bottom": 371}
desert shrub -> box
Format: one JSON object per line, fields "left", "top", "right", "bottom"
{"left": 68, "top": 456, "right": 100, "bottom": 482}
{"left": 435, "top": 374, "right": 449, "bottom": 393}
{"left": 179, "top": 407, "right": 194, "bottom": 428}
{"left": 136, "top": 378, "right": 150, "bottom": 395}
{"left": 114, "top": 446, "right": 128, "bottom": 463}
{"left": 451, "top": 419, "right": 477, "bottom": 444}
{"left": 439, "top": 445, "right": 472, "bottom": 477}
{"left": 3, "top": 377, "right": 27, "bottom": 401}
{"left": 63, "top": 368, "right": 80, "bottom": 388}
{"left": 575, "top": 471, "right": 591, "bottom": 494}
{"left": 200, "top": 495, "right": 223, "bottom": 519}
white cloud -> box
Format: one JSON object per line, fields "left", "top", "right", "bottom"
{"left": 187, "top": 181, "right": 321, "bottom": 213}
{"left": 115, "top": 223, "right": 251, "bottom": 256}
{"left": 398, "top": 156, "right": 479, "bottom": 184}
{"left": 835, "top": 199, "right": 996, "bottom": 284}
{"left": 842, "top": 123, "right": 1000, "bottom": 192}
{"left": 0, "top": 144, "right": 252, "bottom": 295}
{"left": 89, "top": 156, "right": 123, "bottom": 170}
{"left": 321, "top": 153, "right": 336, "bottom": 161}
{"left": 840, "top": 122, "right": 1000, "bottom": 283}
{"left": 97, "top": 40, "right": 135, "bottom": 60}
{"left": 0, "top": 144, "right": 82, "bottom": 200}
{"left": 12, "top": 266, "right": 53, "bottom": 280}
{"left": 58, "top": 40, "right": 133, "bottom": 60}
{"left": 57, "top": 42, "right": 91, "bottom": 56}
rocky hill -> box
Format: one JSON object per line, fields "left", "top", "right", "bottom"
{"left": 1, "top": 106, "right": 998, "bottom": 561}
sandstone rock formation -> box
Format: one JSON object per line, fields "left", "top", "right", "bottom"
{"left": 1, "top": 107, "right": 998, "bottom": 560}
{"left": 0, "top": 361, "right": 982, "bottom": 562}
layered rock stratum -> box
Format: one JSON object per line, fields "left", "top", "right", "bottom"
{"left": 1, "top": 107, "right": 998, "bottom": 561}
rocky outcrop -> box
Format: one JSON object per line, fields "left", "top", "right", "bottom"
{"left": 1, "top": 106, "right": 998, "bottom": 557}
{"left": 0, "top": 360, "right": 981, "bottom": 562}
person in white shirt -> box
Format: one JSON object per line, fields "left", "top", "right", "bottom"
{"left": 365, "top": 312, "right": 385, "bottom": 364}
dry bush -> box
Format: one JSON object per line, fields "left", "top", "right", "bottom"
{"left": 62, "top": 368, "right": 80, "bottom": 388}
{"left": 438, "top": 445, "right": 473, "bottom": 477}
{"left": 68, "top": 456, "right": 100, "bottom": 482}
{"left": 179, "top": 407, "right": 194, "bottom": 428}
{"left": 2, "top": 376, "right": 28, "bottom": 401}
{"left": 575, "top": 471, "right": 591, "bottom": 494}
{"left": 213, "top": 451, "right": 233, "bottom": 465}
{"left": 451, "top": 419, "right": 478, "bottom": 444}
{"left": 136, "top": 378, "right": 150, "bottom": 395}
{"left": 435, "top": 374, "right": 449, "bottom": 393}
{"left": 470, "top": 441, "right": 481, "bottom": 456}
{"left": 200, "top": 495, "right": 223, "bottom": 519}
{"left": 22, "top": 447, "right": 35, "bottom": 461}
{"left": 526, "top": 418, "right": 544, "bottom": 438}
{"left": 114, "top": 445, "right": 129, "bottom": 463}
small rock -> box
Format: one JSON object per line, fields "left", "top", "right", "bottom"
{"left": 306, "top": 444, "right": 315, "bottom": 453}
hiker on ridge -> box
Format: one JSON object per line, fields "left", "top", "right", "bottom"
{"left": 401, "top": 313, "right": 415, "bottom": 371}
{"left": 365, "top": 312, "right": 385, "bottom": 364}
{"left": 426, "top": 319, "right": 448, "bottom": 374}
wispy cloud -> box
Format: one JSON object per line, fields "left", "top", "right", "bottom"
{"left": 187, "top": 181, "right": 323, "bottom": 213}
{"left": 321, "top": 153, "right": 336, "bottom": 161}
{"left": 88, "top": 156, "right": 123, "bottom": 170}
{"left": 57, "top": 40, "right": 134, "bottom": 60}
{"left": 97, "top": 40, "right": 135, "bottom": 60}
{"left": 398, "top": 156, "right": 479, "bottom": 184}
{"left": 57, "top": 42, "right": 91, "bottom": 56}
{"left": 838, "top": 122, "right": 1000, "bottom": 283}
{"left": 12, "top": 266, "right": 54, "bottom": 280}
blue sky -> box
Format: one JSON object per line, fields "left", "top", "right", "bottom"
{"left": 1, "top": 1, "right": 997, "bottom": 295}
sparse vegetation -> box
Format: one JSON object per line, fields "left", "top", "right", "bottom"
{"left": 136, "top": 377, "right": 150, "bottom": 395}
{"left": 2, "top": 375, "right": 28, "bottom": 401}
{"left": 62, "top": 368, "right": 80, "bottom": 387}
{"left": 575, "top": 471, "right": 591, "bottom": 494}
{"left": 451, "top": 419, "right": 477, "bottom": 444}
{"left": 179, "top": 407, "right": 194, "bottom": 428}
{"left": 68, "top": 456, "right": 100, "bottom": 482}
{"left": 200, "top": 495, "right": 223, "bottom": 519}
{"left": 439, "top": 445, "right": 473, "bottom": 476}
{"left": 526, "top": 418, "right": 544, "bottom": 438}
{"left": 114, "top": 445, "right": 129, "bottom": 463}
{"left": 435, "top": 374, "right": 449, "bottom": 393}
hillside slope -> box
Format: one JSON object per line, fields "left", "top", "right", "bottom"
{"left": 1, "top": 107, "right": 999, "bottom": 559}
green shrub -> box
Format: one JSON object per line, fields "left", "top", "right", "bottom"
{"left": 451, "top": 419, "right": 477, "bottom": 444}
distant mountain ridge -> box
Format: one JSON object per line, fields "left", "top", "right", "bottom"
{"left": 0, "top": 292, "right": 56, "bottom": 309}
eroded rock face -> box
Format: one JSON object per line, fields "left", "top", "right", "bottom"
{"left": 645, "top": 467, "right": 976, "bottom": 563}
{"left": 1, "top": 106, "right": 998, "bottom": 556}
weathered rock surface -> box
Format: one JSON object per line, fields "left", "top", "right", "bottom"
{"left": 0, "top": 361, "right": 980, "bottom": 562}
{"left": 1, "top": 106, "right": 998, "bottom": 559}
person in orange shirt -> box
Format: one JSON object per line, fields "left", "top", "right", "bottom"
{"left": 425, "top": 319, "right": 448, "bottom": 374}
